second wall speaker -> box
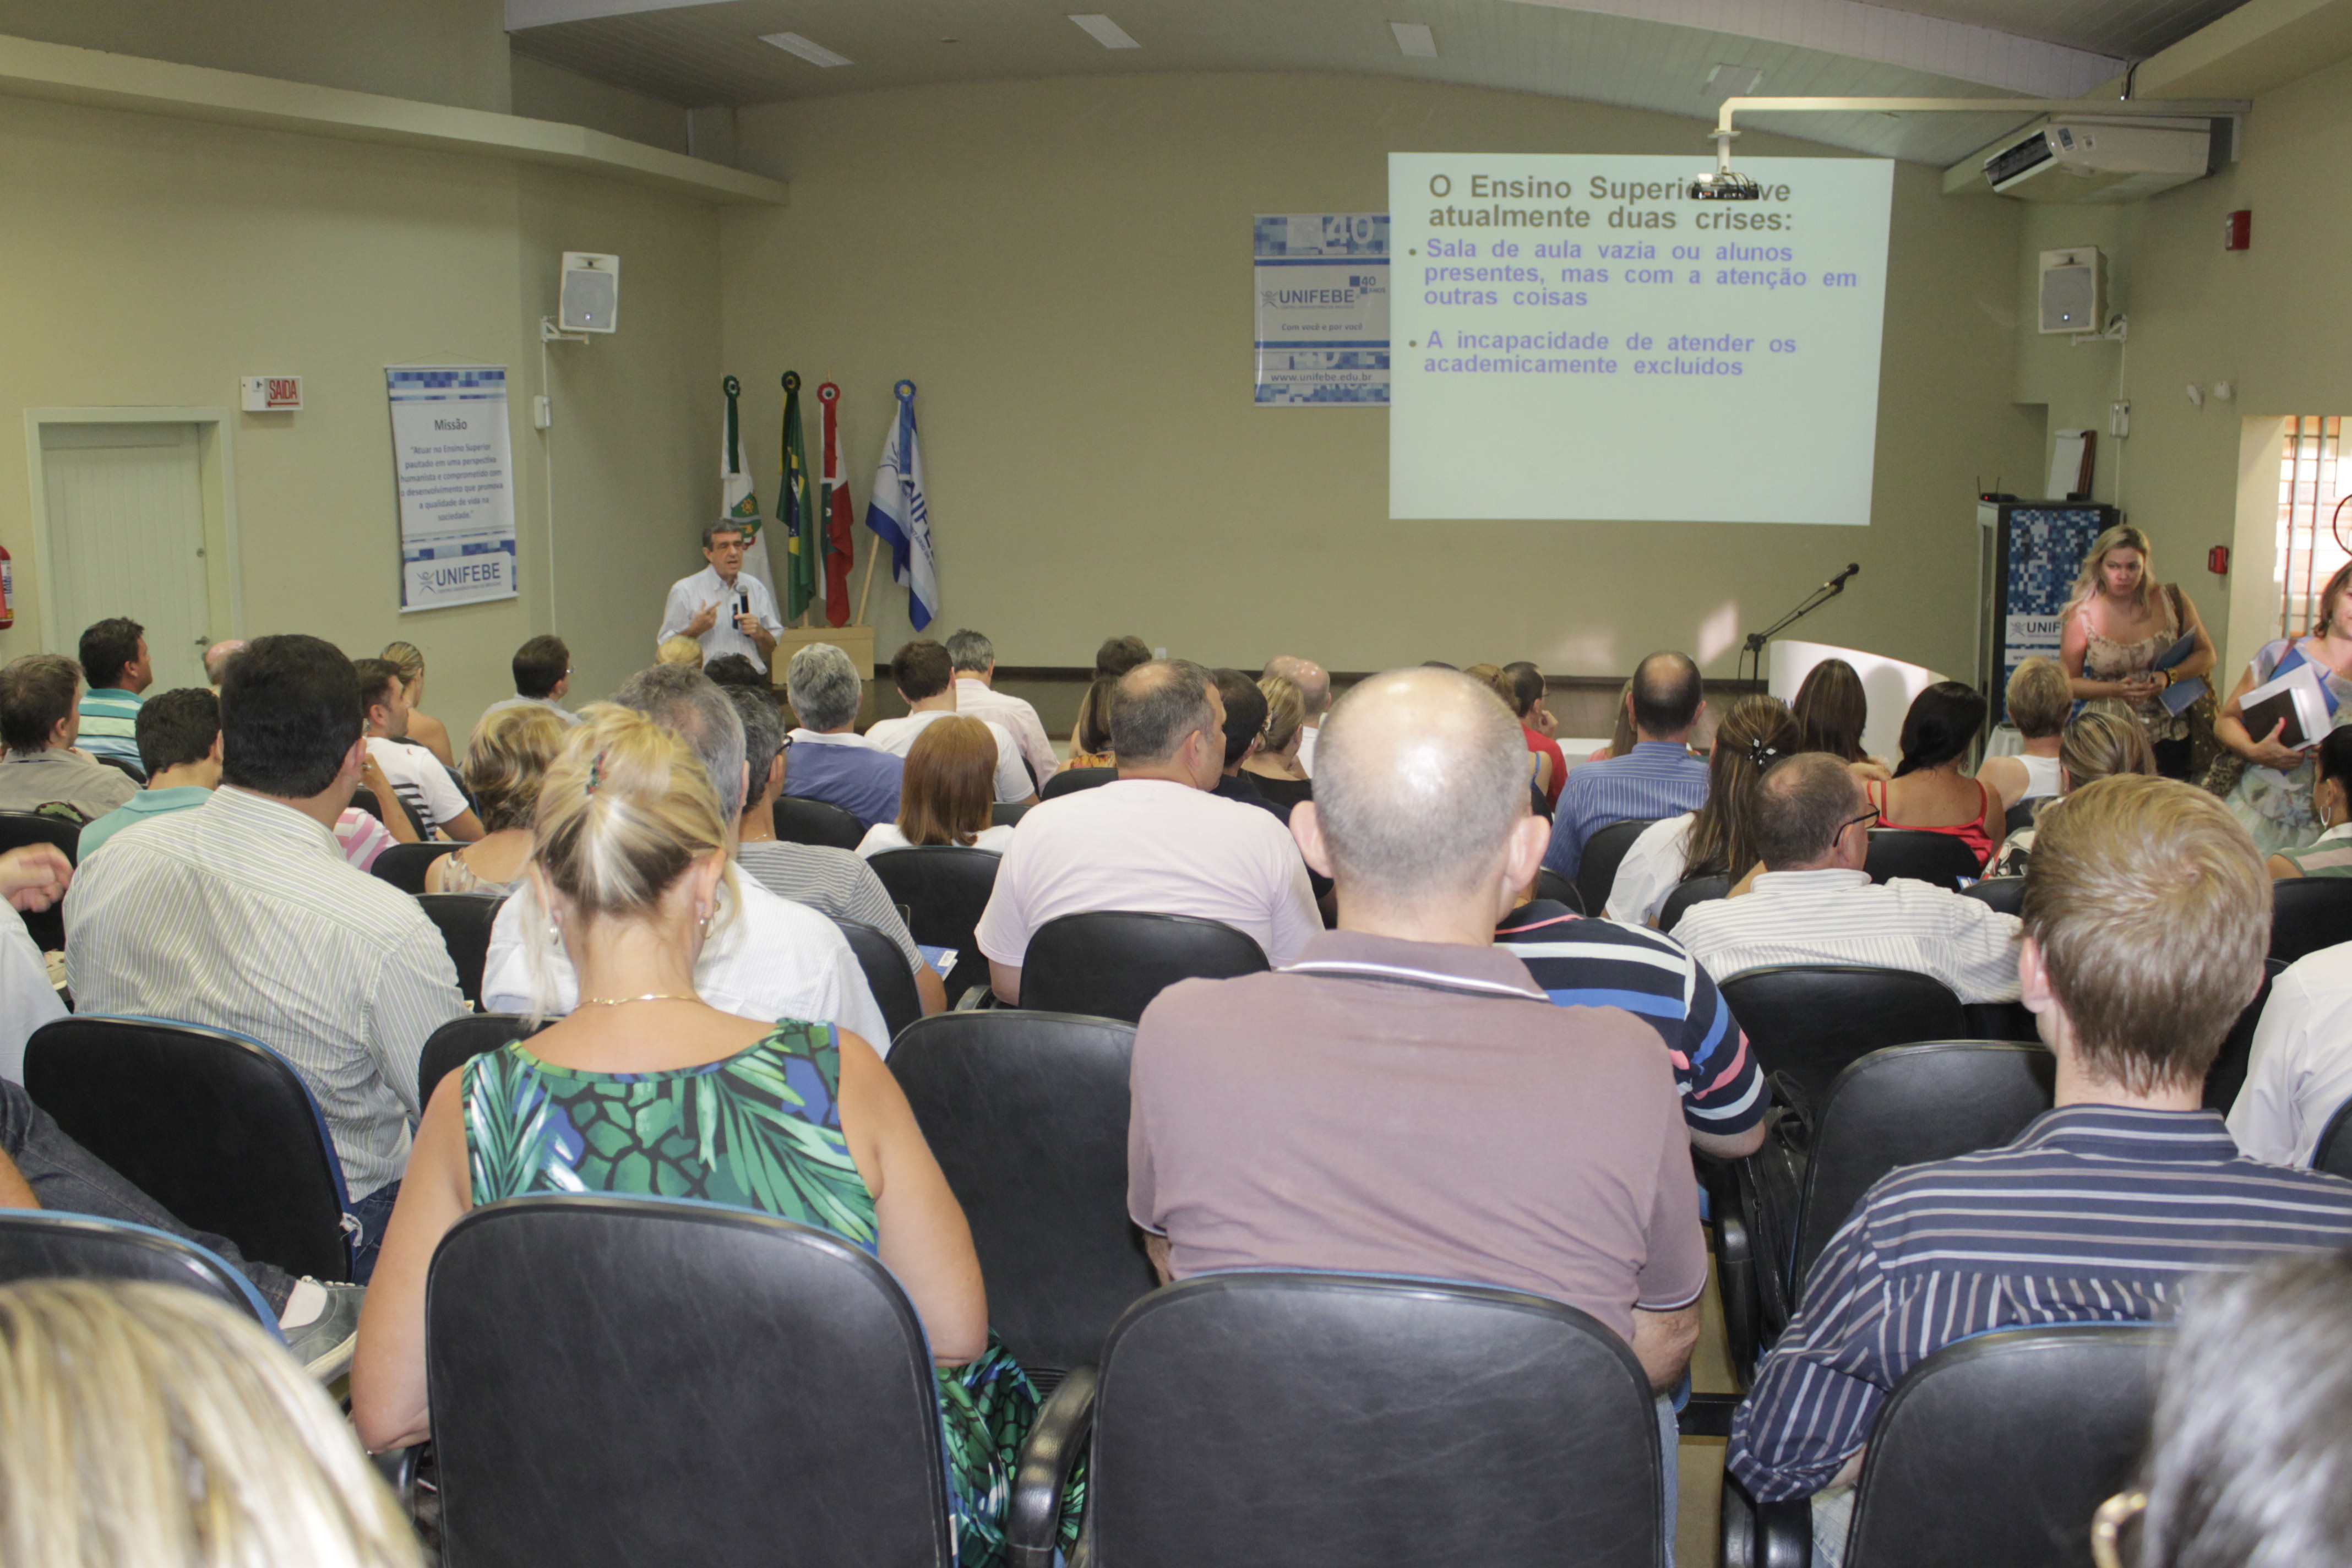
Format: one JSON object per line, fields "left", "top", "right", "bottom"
{"left": 560, "top": 252, "right": 620, "bottom": 334}
{"left": 2038, "top": 247, "right": 2104, "bottom": 335}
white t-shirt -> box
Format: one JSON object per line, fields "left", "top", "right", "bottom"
{"left": 864, "top": 710, "right": 1032, "bottom": 804}
{"left": 368, "top": 737, "right": 469, "bottom": 836}
{"left": 858, "top": 822, "right": 1016, "bottom": 858}
{"left": 974, "top": 778, "right": 1320, "bottom": 970}
{"left": 479, "top": 874, "right": 892, "bottom": 1054}
{"left": 1605, "top": 812, "right": 1696, "bottom": 927}
{"left": 2229, "top": 941, "right": 2352, "bottom": 1165}
{"left": 2018, "top": 753, "right": 2062, "bottom": 799}
{"left": 1295, "top": 725, "right": 1318, "bottom": 779}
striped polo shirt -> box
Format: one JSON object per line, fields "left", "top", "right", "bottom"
{"left": 1542, "top": 740, "right": 1708, "bottom": 878}
{"left": 1495, "top": 899, "right": 1763, "bottom": 1140}
{"left": 1729, "top": 1105, "right": 2352, "bottom": 1500}
{"left": 75, "top": 687, "right": 143, "bottom": 770}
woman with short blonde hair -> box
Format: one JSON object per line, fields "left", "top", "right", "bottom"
{"left": 426, "top": 704, "right": 567, "bottom": 894}
{"left": 859, "top": 715, "right": 1012, "bottom": 855}
{"left": 1980, "top": 657, "right": 2072, "bottom": 807}
{"left": 655, "top": 635, "right": 703, "bottom": 668}
{"left": 1986, "top": 705, "right": 2157, "bottom": 876}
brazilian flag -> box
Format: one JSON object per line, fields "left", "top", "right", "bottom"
{"left": 778, "top": 372, "right": 819, "bottom": 624}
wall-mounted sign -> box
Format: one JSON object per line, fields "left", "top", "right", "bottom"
{"left": 239, "top": 375, "right": 303, "bottom": 411}
{"left": 385, "top": 366, "right": 517, "bottom": 612}
{"left": 1254, "top": 214, "right": 1390, "bottom": 406}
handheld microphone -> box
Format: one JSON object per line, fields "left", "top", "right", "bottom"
{"left": 1826, "top": 563, "right": 1861, "bottom": 589}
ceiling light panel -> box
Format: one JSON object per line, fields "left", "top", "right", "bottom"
{"left": 1068, "top": 14, "right": 1140, "bottom": 50}
{"left": 1390, "top": 21, "right": 1439, "bottom": 57}
{"left": 760, "top": 31, "right": 852, "bottom": 67}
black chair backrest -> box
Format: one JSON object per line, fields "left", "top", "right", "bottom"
{"left": 834, "top": 919, "right": 922, "bottom": 1042}
{"left": 1019, "top": 911, "right": 1268, "bottom": 1023}
{"left": 1092, "top": 1272, "right": 1663, "bottom": 1568}
{"left": 1793, "top": 1042, "right": 2055, "bottom": 1293}
{"left": 772, "top": 794, "right": 867, "bottom": 851}
{"left": 0, "top": 1210, "right": 274, "bottom": 1323}
{"left": 417, "top": 1014, "right": 534, "bottom": 1108}
{"left": 1717, "top": 966, "right": 1970, "bottom": 1112}
{"left": 1659, "top": 873, "right": 1731, "bottom": 934}
{"left": 1961, "top": 875, "right": 2026, "bottom": 916}
{"left": 24, "top": 1016, "right": 351, "bottom": 1280}
{"left": 2204, "top": 957, "right": 2285, "bottom": 1114}
{"left": 368, "top": 841, "right": 454, "bottom": 894}
{"left": 2314, "top": 1093, "right": 2352, "bottom": 1180}
{"left": 0, "top": 811, "right": 79, "bottom": 952}
{"left": 1533, "top": 867, "right": 1585, "bottom": 915}
{"left": 1864, "top": 829, "right": 1984, "bottom": 889}
{"left": 92, "top": 753, "right": 145, "bottom": 783}
{"left": 990, "top": 801, "right": 1031, "bottom": 827}
{"left": 2270, "top": 877, "right": 2352, "bottom": 966}
{"left": 417, "top": 893, "right": 503, "bottom": 1007}
{"left": 2003, "top": 797, "right": 2038, "bottom": 837}
{"left": 429, "top": 1195, "right": 952, "bottom": 1568}
{"left": 889, "top": 1011, "right": 1152, "bottom": 1379}
{"left": 1843, "top": 1325, "right": 2165, "bottom": 1568}
{"left": 348, "top": 783, "right": 385, "bottom": 824}
{"left": 1575, "top": 819, "right": 1655, "bottom": 921}
{"left": 1040, "top": 765, "right": 1117, "bottom": 800}
{"left": 866, "top": 846, "right": 1001, "bottom": 1000}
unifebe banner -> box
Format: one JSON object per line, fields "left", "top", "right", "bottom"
{"left": 386, "top": 366, "right": 518, "bottom": 611}
{"left": 1254, "top": 214, "right": 1390, "bottom": 405}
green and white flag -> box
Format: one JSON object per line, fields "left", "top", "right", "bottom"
{"left": 721, "top": 375, "right": 775, "bottom": 587}
{"left": 778, "top": 371, "right": 819, "bottom": 624}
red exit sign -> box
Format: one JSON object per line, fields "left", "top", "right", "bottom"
{"left": 239, "top": 375, "right": 303, "bottom": 411}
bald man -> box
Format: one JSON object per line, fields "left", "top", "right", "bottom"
{"left": 1128, "top": 666, "right": 1708, "bottom": 1542}
{"left": 203, "top": 639, "right": 247, "bottom": 689}
{"left": 1262, "top": 655, "right": 1330, "bottom": 776}
{"left": 1542, "top": 649, "right": 1710, "bottom": 881}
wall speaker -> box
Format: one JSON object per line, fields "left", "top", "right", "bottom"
{"left": 559, "top": 252, "right": 620, "bottom": 334}
{"left": 2038, "top": 247, "right": 2104, "bottom": 335}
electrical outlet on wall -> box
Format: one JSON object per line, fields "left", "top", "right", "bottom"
{"left": 2110, "top": 400, "right": 2131, "bottom": 438}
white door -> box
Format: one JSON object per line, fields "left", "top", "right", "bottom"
{"left": 38, "top": 423, "right": 214, "bottom": 693}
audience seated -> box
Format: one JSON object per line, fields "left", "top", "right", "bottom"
{"left": 73, "top": 616, "right": 151, "bottom": 772}
{"left": 866, "top": 642, "right": 1037, "bottom": 807}
{"left": 66, "top": 635, "right": 469, "bottom": 1278}
{"left": 480, "top": 665, "right": 889, "bottom": 1049}
{"left": 701, "top": 652, "right": 767, "bottom": 691}
{"left": 1208, "top": 669, "right": 1288, "bottom": 823}
{"left": 946, "top": 628, "right": 1057, "bottom": 788}
{"left": 722, "top": 685, "right": 943, "bottom": 1015}
{"left": 1674, "top": 752, "right": 2024, "bottom": 1003}
{"left": 1129, "top": 667, "right": 1707, "bottom": 1534}
{"left": 1987, "top": 706, "right": 2156, "bottom": 877}
{"left": 423, "top": 705, "right": 565, "bottom": 894}
{"left": 1503, "top": 661, "right": 1566, "bottom": 809}
{"left": 356, "top": 658, "right": 483, "bottom": 843}
{"left": 1261, "top": 654, "right": 1331, "bottom": 777}
{"left": 1978, "top": 656, "right": 2070, "bottom": 807}
{"left": 2264, "top": 726, "right": 2352, "bottom": 880}
{"left": 2227, "top": 931, "right": 2352, "bottom": 1166}
{"left": 2119, "top": 1252, "right": 2352, "bottom": 1568}
{"left": 856, "top": 714, "right": 1016, "bottom": 857}
{"left": 0, "top": 845, "right": 65, "bottom": 1070}
{"left": 976, "top": 659, "right": 1319, "bottom": 1004}
{"left": 1542, "top": 651, "right": 1709, "bottom": 878}
{"left": 478, "top": 633, "right": 581, "bottom": 728}
{"left": 0, "top": 1281, "right": 413, "bottom": 1563}
{"left": 202, "top": 638, "right": 247, "bottom": 690}
{"left": 1066, "top": 635, "right": 1152, "bottom": 771}
{"left": 378, "top": 641, "right": 453, "bottom": 767}
{"left": 0, "top": 655, "right": 137, "bottom": 821}
{"left": 656, "top": 634, "right": 703, "bottom": 668}
{"left": 1792, "top": 656, "right": 1885, "bottom": 771}
{"left": 352, "top": 705, "right": 1059, "bottom": 1562}
{"left": 1865, "top": 680, "right": 2014, "bottom": 870}
{"left": 1607, "top": 695, "right": 1800, "bottom": 928}
{"left": 1727, "top": 775, "right": 2352, "bottom": 1554}
{"left": 1242, "top": 673, "right": 1313, "bottom": 809}
{"left": 77, "top": 688, "right": 222, "bottom": 860}
{"left": 781, "top": 641, "right": 904, "bottom": 828}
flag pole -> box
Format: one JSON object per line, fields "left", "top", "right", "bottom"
{"left": 855, "top": 535, "right": 879, "bottom": 626}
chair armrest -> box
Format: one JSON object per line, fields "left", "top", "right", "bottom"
{"left": 1720, "top": 1467, "right": 1812, "bottom": 1568}
{"left": 371, "top": 1443, "right": 424, "bottom": 1518}
{"left": 1007, "top": 1363, "right": 1097, "bottom": 1568}
{"left": 1716, "top": 1196, "right": 1761, "bottom": 1391}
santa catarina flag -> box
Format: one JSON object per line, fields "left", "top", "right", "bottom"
{"left": 818, "top": 381, "right": 856, "bottom": 627}
{"left": 720, "top": 375, "right": 774, "bottom": 587}
{"left": 864, "top": 379, "right": 938, "bottom": 631}
{"left": 778, "top": 372, "right": 820, "bottom": 623}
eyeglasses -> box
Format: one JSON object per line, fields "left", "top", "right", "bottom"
{"left": 1841, "top": 807, "right": 1881, "bottom": 836}
{"left": 2089, "top": 1489, "right": 2147, "bottom": 1568}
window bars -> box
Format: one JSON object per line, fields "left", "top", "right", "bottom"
{"left": 2279, "top": 415, "right": 2346, "bottom": 639}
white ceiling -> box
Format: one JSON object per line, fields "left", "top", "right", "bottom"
{"left": 505, "top": 0, "right": 2255, "bottom": 164}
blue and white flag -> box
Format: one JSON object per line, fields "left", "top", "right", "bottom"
{"left": 863, "top": 379, "right": 938, "bottom": 630}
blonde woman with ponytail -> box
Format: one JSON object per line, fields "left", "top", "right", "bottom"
{"left": 352, "top": 705, "right": 1061, "bottom": 1564}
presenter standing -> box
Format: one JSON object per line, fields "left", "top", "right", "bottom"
{"left": 659, "top": 521, "right": 783, "bottom": 673}
{"left": 2059, "top": 525, "right": 2214, "bottom": 780}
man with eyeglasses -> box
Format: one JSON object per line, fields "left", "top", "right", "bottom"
{"left": 478, "top": 635, "right": 582, "bottom": 729}
{"left": 1672, "top": 751, "right": 2023, "bottom": 1004}
{"left": 657, "top": 521, "right": 783, "bottom": 672}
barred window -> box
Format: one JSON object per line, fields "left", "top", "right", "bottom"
{"left": 2278, "top": 416, "right": 2348, "bottom": 638}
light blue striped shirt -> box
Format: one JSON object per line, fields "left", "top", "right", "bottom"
{"left": 75, "top": 688, "right": 143, "bottom": 770}
{"left": 1542, "top": 740, "right": 1709, "bottom": 878}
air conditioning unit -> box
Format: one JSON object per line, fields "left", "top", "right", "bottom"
{"left": 1982, "top": 118, "right": 2212, "bottom": 203}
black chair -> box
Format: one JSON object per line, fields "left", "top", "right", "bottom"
{"left": 1037, "top": 1272, "right": 1663, "bottom": 1568}
{"left": 92, "top": 753, "right": 145, "bottom": 783}
{"left": 0, "top": 1210, "right": 275, "bottom": 1325}
{"left": 992, "top": 801, "right": 1032, "bottom": 827}
{"left": 835, "top": 919, "right": 923, "bottom": 1042}
{"left": 426, "top": 1195, "right": 960, "bottom": 1567}
{"left": 1961, "top": 875, "right": 2027, "bottom": 916}
{"left": 349, "top": 784, "right": 386, "bottom": 824}
{"left": 2003, "top": 797, "right": 2039, "bottom": 837}
{"left": 1717, "top": 966, "right": 1969, "bottom": 1111}
{"left": 2204, "top": 957, "right": 2284, "bottom": 1114}
{"left": 1864, "top": 829, "right": 1984, "bottom": 889}
{"left": 1019, "top": 911, "right": 1268, "bottom": 1023}
{"left": 0, "top": 811, "right": 81, "bottom": 952}
{"left": 2313, "top": 1094, "right": 2352, "bottom": 1179}
{"left": 24, "top": 1016, "right": 352, "bottom": 1281}
{"left": 772, "top": 795, "right": 865, "bottom": 851}
{"left": 1575, "top": 818, "right": 1656, "bottom": 921}
{"left": 1659, "top": 873, "right": 1730, "bottom": 934}
{"left": 417, "top": 893, "right": 504, "bottom": 1008}
{"left": 889, "top": 1011, "right": 1153, "bottom": 1385}
{"left": 2270, "top": 877, "right": 2352, "bottom": 966}
{"left": 1533, "top": 867, "right": 1586, "bottom": 915}
{"left": 867, "top": 846, "right": 1003, "bottom": 1003}
{"left": 368, "top": 841, "right": 453, "bottom": 894}
{"left": 417, "top": 1013, "right": 534, "bottom": 1107}
{"left": 1041, "top": 765, "right": 1116, "bottom": 800}
{"left": 1724, "top": 1325, "right": 2164, "bottom": 1568}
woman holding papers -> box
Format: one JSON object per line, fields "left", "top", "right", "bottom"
{"left": 2060, "top": 525, "right": 2217, "bottom": 780}
{"left": 2219, "top": 560, "right": 2352, "bottom": 856}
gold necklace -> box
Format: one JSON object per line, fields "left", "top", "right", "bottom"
{"left": 578, "top": 993, "right": 698, "bottom": 1007}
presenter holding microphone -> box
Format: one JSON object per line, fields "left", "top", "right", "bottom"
{"left": 658, "top": 520, "right": 783, "bottom": 672}
{"left": 2059, "top": 525, "right": 2214, "bottom": 780}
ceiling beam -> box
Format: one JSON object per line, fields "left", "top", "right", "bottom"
{"left": 506, "top": 0, "right": 715, "bottom": 29}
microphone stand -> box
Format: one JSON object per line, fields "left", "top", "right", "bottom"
{"left": 1741, "top": 573, "right": 1855, "bottom": 687}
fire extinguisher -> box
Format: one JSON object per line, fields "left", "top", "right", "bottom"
{"left": 0, "top": 544, "right": 15, "bottom": 630}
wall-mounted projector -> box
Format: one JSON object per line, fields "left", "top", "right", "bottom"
{"left": 1981, "top": 118, "right": 2212, "bottom": 204}
{"left": 559, "top": 252, "right": 620, "bottom": 333}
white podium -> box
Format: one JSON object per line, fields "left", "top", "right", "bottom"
{"left": 1768, "top": 640, "right": 1947, "bottom": 768}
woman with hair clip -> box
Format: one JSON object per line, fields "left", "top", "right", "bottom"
{"left": 2218, "top": 558, "right": 2352, "bottom": 856}
{"left": 2264, "top": 725, "right": 2352, "bottom": 879}
{"left": 1865, "top": 681, "right": 2021, "bottom": 871}
{"left": 1242, "top": 673, "right": 1313, "bottom": 809}
{"left": 1606, "top": 695, "right": 1801, "bottom": 928}
{"left": 1985, "top": 704, "right": 2157, "bottom": 877}
{"left": 353, "top": 706, "right": 1067, "bottom": 1564}
{"left": 2060, "top": 524, "right": 2216, "bottom": 780}
{"left": 377, "top": 641, "right": 455, "bottom": 768}
{"left": 858, "top": 715, "right": 1016, "bottom": 856}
